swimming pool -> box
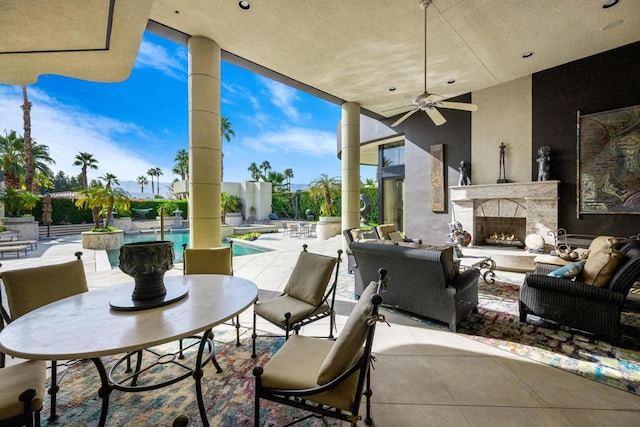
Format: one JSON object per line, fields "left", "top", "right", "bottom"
{"left": 106, "top": 230, "right": 270, "bottom": 268}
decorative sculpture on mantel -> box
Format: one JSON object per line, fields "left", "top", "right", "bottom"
{"left": 497, "top": 142, "right": 508, "bottom": 183}
{"left": 536, "top": 145, "right": 551, "bottom": 181}
{"left": 458, "top": 161, "right": 471, "bottom": 186}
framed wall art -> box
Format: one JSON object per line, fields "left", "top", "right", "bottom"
{"left": 430, "top": 144, "right": 445, "bottom": 212}
{"left": 577, "top": 105, "right": 640, "bottom": 215}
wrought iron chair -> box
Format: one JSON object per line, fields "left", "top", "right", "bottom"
{"left": 251, "top": 244, "right": 342, "bottom": 358}
{"left": 0, "top": 253, "right": 86, "bottom": 422}
{"left": 180, "top": 242, "right": 238, "bottom": 372}
{"left": 253, "top": 269, "right": 387, "bottom": 426}
{"left": 0, "top": 360, "right": 47, "bottom": 427}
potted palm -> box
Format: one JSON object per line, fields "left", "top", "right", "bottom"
{"left": 222, "top": 192, "right": 243, "bottom": 226}
{"left": 308, "top": 174, "right": 342, "bottom": 240}
{"left": 75, "top": 184, "right": 131, "bottom": 249}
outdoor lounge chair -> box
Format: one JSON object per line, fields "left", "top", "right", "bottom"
{"left": 251, "top": 244, "right": 342, "bottom": 358}
{"left": 253, "top": 269, "right": 387, "bottom": 426}
{"left": 0, "top": 252, "right": 86, "bottom": 421}
{"left": 0, "top": 360, "right": 46, "bottom": 427}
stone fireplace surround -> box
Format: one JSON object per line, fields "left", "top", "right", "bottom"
{"left": 450, "top": 181, "right": 559, "bottom": 248}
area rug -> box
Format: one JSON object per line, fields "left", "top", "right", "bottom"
{"left": 42, "top": 331, "right": 340, "bottom": 427}
{"left": 392, "top": 276, "right": 640, "bottom": 396}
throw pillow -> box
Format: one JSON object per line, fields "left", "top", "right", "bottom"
{"left": 547, "top": 260, "right": 585, "bottom": 279}
{"left": 582, "top": 249, "right": 622, "bottom": 287}
{"left": 388, "top": 231, "right": 403, "bottom": 243}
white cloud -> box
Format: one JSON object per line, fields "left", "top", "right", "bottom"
{"left": 241, "top": 127, "right": 336, "bottom": 156}
{"left": 260, "top": 78, "right": 300, "bottom": 122}
{"left": 0, "top": 86, "right": 165, "bottom": 182}
{"left": 134, "top": 40, "right": 186, "bottom": 80}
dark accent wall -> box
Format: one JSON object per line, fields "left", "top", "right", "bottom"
{"left": 532, "top": 41, "right": 640, "bottom": 238}
{"left": 382, "top": 93, "right": 473, "bottom": 244}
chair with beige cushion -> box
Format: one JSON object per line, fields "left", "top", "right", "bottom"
{"left": 375, "top": 223, "right": 422, "bottom": 244}
{"left": 520, "top": 235, "right": 640, "bottom": 340}
{"left": 181, "top": 242, "right": 236, "bottom": 372}
{"left": 253, "top": 269, "right": 387, "bottom": 426}
{"left": 251, "top": 244, "right": 342, "bottom": 358}
{"left": 0, "top": 253, "right": 86, "bottom": 421}
{"left": 0, "top": 360, "right": 47, "bottom": 427}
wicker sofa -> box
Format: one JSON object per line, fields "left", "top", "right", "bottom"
{"left": 349, "top": 240, "right": 480, "bottom": 332}
{"left": 519, "top": 236, "right": 640, "bottom": 340}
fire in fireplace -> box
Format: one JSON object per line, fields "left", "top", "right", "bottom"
{"left": 474, "top": 217, "right": 526, "bottom": 248}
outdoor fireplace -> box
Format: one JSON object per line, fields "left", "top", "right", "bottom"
{"left": 450, "top": 181, "right": 559, "bottom": 248}
{"left": 474, "top": 217, "right": 526, "bottom": 248}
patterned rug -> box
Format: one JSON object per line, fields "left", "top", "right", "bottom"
{"left": 42, "top": 331, "right": 340, "bottom": 427}
{"left": 395, "top": 276, "right": 640, "bottom": 396}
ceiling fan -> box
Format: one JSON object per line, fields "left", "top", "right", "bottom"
{"left": 390, "top": 0, "right": 478, "bottom": 127}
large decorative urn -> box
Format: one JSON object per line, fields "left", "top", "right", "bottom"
{"left": 119, "top": 241, "right": 175, "bottom": 301}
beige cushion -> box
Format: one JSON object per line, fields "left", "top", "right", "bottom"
{"left": 350, "top": 228, "right": 377, "bottom": 242}
{"left": 254, "top": 295, "right": 330, "bottom": 327}
{"left": 534, "top": 255, "right": 571, "bottom": 267}
{"left": 2, "top": 260, "right": 88, "bottom": 319}
{"left": 283, "top": 251, "right": 337, "bottom": 306}
{"left": 388, "top": 231, "right": 403, "bottom": 243}
{"left": 260, "top": 335, "right": 360, "bottom": 411}
{"left": 317, "top": 281, "right": 378, "bottom": 385}
{"left": 184, "top": 247, "right": 232, "bottom": 275}
{"left": 0, "top": 360, "right": 46, "bottom": 420}
{"left": 376, "top": 223, "right": 397, "bottom": 240}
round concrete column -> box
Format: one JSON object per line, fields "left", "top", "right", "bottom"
{"left": 341, "top": 102, "right": 361, "bottom": 250}
{"left": 188, "top": 37, "right": 221, "bottom": 248}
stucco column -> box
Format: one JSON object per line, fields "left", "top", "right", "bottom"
{"left": 341, "top": 102, "right": 361, "bottom": 250}
{"left": 188, "top": 37, "right": 221, "bottom": 248}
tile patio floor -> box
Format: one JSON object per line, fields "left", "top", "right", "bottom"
{"left": 1, "top": 232, "right": 639, "bottom": 426}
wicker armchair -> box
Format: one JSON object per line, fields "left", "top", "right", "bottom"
{"left": 519, "top": 237, "right": 640, "bottom": 340}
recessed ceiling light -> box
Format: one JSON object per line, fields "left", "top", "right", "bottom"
{"left": 601, "top": 19, "right": 624, "bottom": 30}
{"left": 602, "top": 0, "right": 619, "bottom": 8}
{"left": 522, "top": 52, "right": 534, "bottom": 58}
{"left": 447, "top": 79, "right": 456, "bottom": 84}
{"left": 388, "top": 87, "right": 396, "bottom": 92}
{"left": 238, "top": 1, "right": 251, "bottom": 10}
{"left": 174, "top": 10, "right": 179, "bottom": 14}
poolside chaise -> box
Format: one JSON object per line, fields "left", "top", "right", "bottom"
{"left": 0, "top": 240, "right": 37, "bottom": 250}
{"left": 0, "top": 245, "right": 29, "bottom": 258}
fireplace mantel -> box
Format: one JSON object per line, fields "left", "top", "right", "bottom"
{"left": 450, "top": 181, "right": 559, "bottom": 247}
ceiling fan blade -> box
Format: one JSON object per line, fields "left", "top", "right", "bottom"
{"left": 383, "top": 104, "right": 414, "bottom": 113}
{"left": 438, "top": 101, "right": 479, "bottom": 112}
{"left": 391, "top": 108, "right": 419, "bottom": 127}
{"left": 425, "top": 107, "right": 447, "bottom": 126}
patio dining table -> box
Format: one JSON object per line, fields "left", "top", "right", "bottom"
{"left": 0, "top": 274, "right": 258, "bottom": 426}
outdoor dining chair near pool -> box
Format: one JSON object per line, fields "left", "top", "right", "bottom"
{"left": 181, "top": 242, "right": 242, "bottom": 371}
{"left": 251, "top": 244, "right": 342, "bottom": 358}
{"left": 0, "top": 253, "right": 86, "bottom": 422}
{"left": 0, "top": 359, "right": 46, "bottom": 427}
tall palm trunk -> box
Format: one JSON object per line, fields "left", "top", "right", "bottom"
{"left": 21, "top": 85, "right": 35, "bottom": 193}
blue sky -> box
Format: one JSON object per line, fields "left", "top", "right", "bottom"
{"left": 0, "top": 31, "right": 373, "bottom": 193}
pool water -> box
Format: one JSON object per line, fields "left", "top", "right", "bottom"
{"left": 106, "top": 230, "right": 269, "bottom": 268}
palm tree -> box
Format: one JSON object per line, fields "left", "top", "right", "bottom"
{"left": 173, "top": 149, "right": 189, "bottom": 180}
{"left": 308, "top": 174, "right": 341, "bottom": 216}
{"left": 73, "top": 152, "right": 99, "bottom": 188}
{"left": 146, "top": 168, "right": 156, "bottom": 195}
{"left": 248, "top": 162, "right": 260, "bottom": 181}
{"left": 0, "top": 130, "right": 25, "bottom": 189}
{"left": 265, "top": 171, "right": 286, "bottom": 192}
{"left": 99, "top": 173, "right": 119, "bottom": 188}
{"left": 136, "top": 175, "right": 148, "bottom": 193}
{"left": 30, "top": 142, "right": 56, "bottom": 193}
{"left": 259, "top": 160, "right": 271, "bottom": 180}
{"left": 220, "top": 116, "right": 235, "bottom": 181}
{"left": 153, "top": 167, "right": 163, "bottom": 196}
{"left": 283, "top": 168, "right": 294, "bottom": 192}
{"left": 21, "top": 85, "right": 34, "bottom": 193}
{"left": 75, "top": 185, "right": 130, "bottom": 228}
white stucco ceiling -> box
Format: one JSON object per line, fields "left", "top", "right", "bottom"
{"left": 1, "top": 0, "right": 638, "bottom": 118}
